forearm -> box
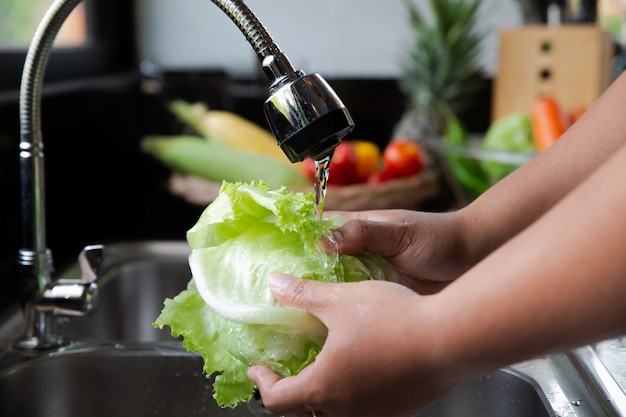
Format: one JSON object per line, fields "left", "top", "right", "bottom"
{"left": 459, "top": 71, "right": 626, "bottom": 262}
{"left": 434, "top": 142, "right": 626, "bottom": 377}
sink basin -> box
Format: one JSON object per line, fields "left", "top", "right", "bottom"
{"left": 0, "top": 345, "right": 219, "bottom": 417}
{"left": 417, "top": 370, "right": 550, "bottom": 417}
{"left": 0, "top": 342, "right": 551, "bottom": 417}
{"left": 0, "top": 241, "right": 618, "bottom": 417}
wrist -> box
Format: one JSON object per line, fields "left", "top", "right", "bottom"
{"left": 417, "top": 290, "right": 503, "bottom": 384}
{"left": 431, "top": 210, "right": 484, "bottom": 277}
{"left": 407, "top": 293, "right": 477, "bottom": 386}
{"left": 455, "top": 203, "right": 507, "bottom": 269}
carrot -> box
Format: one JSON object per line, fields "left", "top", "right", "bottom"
{"left": 531, "top": 97, "right": 567, "bottom": 152}
{"left": 570, "top": 107, "right": 587, "bottom": 124}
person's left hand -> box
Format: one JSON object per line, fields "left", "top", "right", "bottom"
{"left": 319, "top": 209, "right": 478, "bottom": 295}
{"left": 248, "top": 273, "right": 460, "bottom": 417}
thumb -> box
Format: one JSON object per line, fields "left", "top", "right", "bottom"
{"left": 268, "top": 273, "right": 332, "bottom": 318}
{"left": 322, "top": 219, "right": 410, "bottom": 258}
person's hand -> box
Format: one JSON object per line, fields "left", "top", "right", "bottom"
{"left": 248, "top": 273, "right": 460, "bottom": 417}
{"left": 321, "top": 210, "right": 476, "bottom": 294}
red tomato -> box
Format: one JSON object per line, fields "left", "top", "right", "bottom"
{"left": 367, "top": 167, "right": 396, "bottom": 184}
{"left": 328, "top": 141, "right": 358, "bottom": 185}
{"left": 302, "top": 140, "right": 383, "bottom": 185}
{"left": 301, "top": 157, "right": 316, "bottom": 181}
{"left": 381, "top": 140, "right": 425, "bottom": 179}
{"left": 299, "top": 143, "right": 359, "bottom": 185}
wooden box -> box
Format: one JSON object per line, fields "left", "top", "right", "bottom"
{"left": 492, "top": 25, "right": 613, "bottom": 121}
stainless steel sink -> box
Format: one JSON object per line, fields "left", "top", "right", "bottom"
{"left": 0, "top": 342, "right": 552, "bottom": 417}
{"left": 0, "top": 344, "right": 219, "bottom": 417}
{"left": 0, "top": 241, "right": 622, "bottom": 417}
{"left": 416, "top": 369, "right": 551, "bottom": 417}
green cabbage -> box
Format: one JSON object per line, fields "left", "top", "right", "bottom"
{"left": 154, "top": 181, "right": 398, "bottom": 408}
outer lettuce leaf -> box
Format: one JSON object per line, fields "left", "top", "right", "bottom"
{"left": 154, "top": 181, "right": 398, "bottom": 408}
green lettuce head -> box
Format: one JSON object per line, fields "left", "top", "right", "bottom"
{"left": 154, "top": 181, "right": 398, "bottom": 408}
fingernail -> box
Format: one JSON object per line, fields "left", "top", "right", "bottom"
{"left": 331, "top": 229, "right": 343, "bottom": 245}
{"left": 320, "top": 230, "right": 342, "bottom": 253}
{"left": 268, "top": 273, "right": 293, "bottom": 295}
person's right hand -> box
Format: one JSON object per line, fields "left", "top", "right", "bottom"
{"left": 321, "top": 210, "right": 478, "bottom": 294}
{"left": 249, "top": 273, "right": 462, "bottom": 417}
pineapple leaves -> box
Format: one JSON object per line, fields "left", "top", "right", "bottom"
{"left": 407, "top": 1, "right": 424, "bottom": 28}
{"left": 400, "top": 0, "right": 484, "bottom": 115}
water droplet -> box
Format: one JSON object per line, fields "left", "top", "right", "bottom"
{"left": 313, "top": 155, "right": 332, "bottom": 221}
{"left": 324, "top": 233, "right": 339, "bottom": 261}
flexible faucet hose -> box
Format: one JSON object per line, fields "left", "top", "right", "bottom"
{"left": 18, "top": 0, "right": 291, "bottom": 291}
{"left": 210, "top": 0, "right": 283, "bottom": 61}
{"left": 19, "top": 0, "right": 82, "bottom": 291}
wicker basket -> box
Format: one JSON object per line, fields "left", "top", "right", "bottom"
{"left": 169, "top": 170, "right": 440, "bottom": 211}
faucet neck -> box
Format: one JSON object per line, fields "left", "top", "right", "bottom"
{"left": 262, "top": 53, "right": 298, "bottom": 89}
{"left": 19, "top": 0, "right": 82, "bottom": 296}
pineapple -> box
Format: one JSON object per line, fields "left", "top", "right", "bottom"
{"left": 393, "top": 0, "right": 485, "bottom": 142}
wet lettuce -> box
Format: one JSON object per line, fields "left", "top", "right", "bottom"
{"left": 154, "top": 181, "right": 398, "bottom": 408}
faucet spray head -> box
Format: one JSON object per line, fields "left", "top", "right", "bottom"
{"left": 262, "top": 55, "right": 354, "bottom": 162}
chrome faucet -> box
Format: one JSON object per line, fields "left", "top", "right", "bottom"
{"left": 15, "top": 0, "right": 354, "bottom": 349}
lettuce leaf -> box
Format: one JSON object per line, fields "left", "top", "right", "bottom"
{"left": 480, "top": 112, "right": 536, "bottom": 185}
{"left": 154, "top": 181, "right": 398, "bottom": 408}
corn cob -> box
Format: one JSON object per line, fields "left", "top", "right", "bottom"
{"left": 142, "top": 135, "right": 309, "bottom": 189}
{"left": 169, "top": 100, "right": 290, "bottom": 163}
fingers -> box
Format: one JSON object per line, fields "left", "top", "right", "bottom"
{"left": 268, "top": 273, "right": 335, "bottom": 319}
{"left": 254, "top": 275, "right": 340, "bottom": 415}
{"left": 321, "top": 218, "right": 412, "bottom": 258}
{"left": 247, "top": 365, "right": 294, "bottom": 414}
{"left": 248, "top": 365, "right": 318, "bottom": 416}
{"left": 326, "top": 209, "right": 416, "bottom": 224}
{"left": 248, "top": 365, "right": 282, "bottom": 392}
{"left": 247, "top": 275, "right": 334, "bottom": 415}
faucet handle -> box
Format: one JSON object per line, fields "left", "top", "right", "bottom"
{"left": 13, "top": 245, "right": 104, "bottom": 349}
{"left": 37, "top": 245, "right": 104, "bottom": 317}
{"left": 78, "top": 244, "right": 104, "bottom": 284}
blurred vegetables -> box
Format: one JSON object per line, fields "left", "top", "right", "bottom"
{"left": 443, "top": 115, "right": 490, "bottom": 199}
{"left": 302, "top": 139, "right": 426, "bottom": 186}
{"left": 327, "top": 141, "right": 360, "bottom": 185}
{"left": 570, "top": 107, "right": 586, "bottom": 123}
{"left": 150, "top": 101, "right": 431, "bottom": 191}
{"left": 169, "top": 100, "right": 289, "bottom": 162}
{"left": 531, "top": 97, "right": 567, "bottom": 152}
{"left": 443, "top": 96, "right": 586, "bottom": 200}
{"left": 142, "top": 135, "right": 308, "bottom": 188}
{"left": 443, "top": 112, "right": 536, "bottom": 199}
{"left": 353, "top": 140, "right": 382, "bottom": 182}
{"left": 301, "top": 142, "right": 357, "bottom": 186}
{"left": 142, "top": 101, "right": 310, "bottom": 188}
{"left": 325, "top": 140, "right": 383, "bottom": 185}
{"left": 481, "top": 112, "right": 535, "bottom": 185}
{"left": 444, "top": 96, "right": 588, "bottom": 199}
{"left": 380, "top": 140, "right": 425, "bottom": 180}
